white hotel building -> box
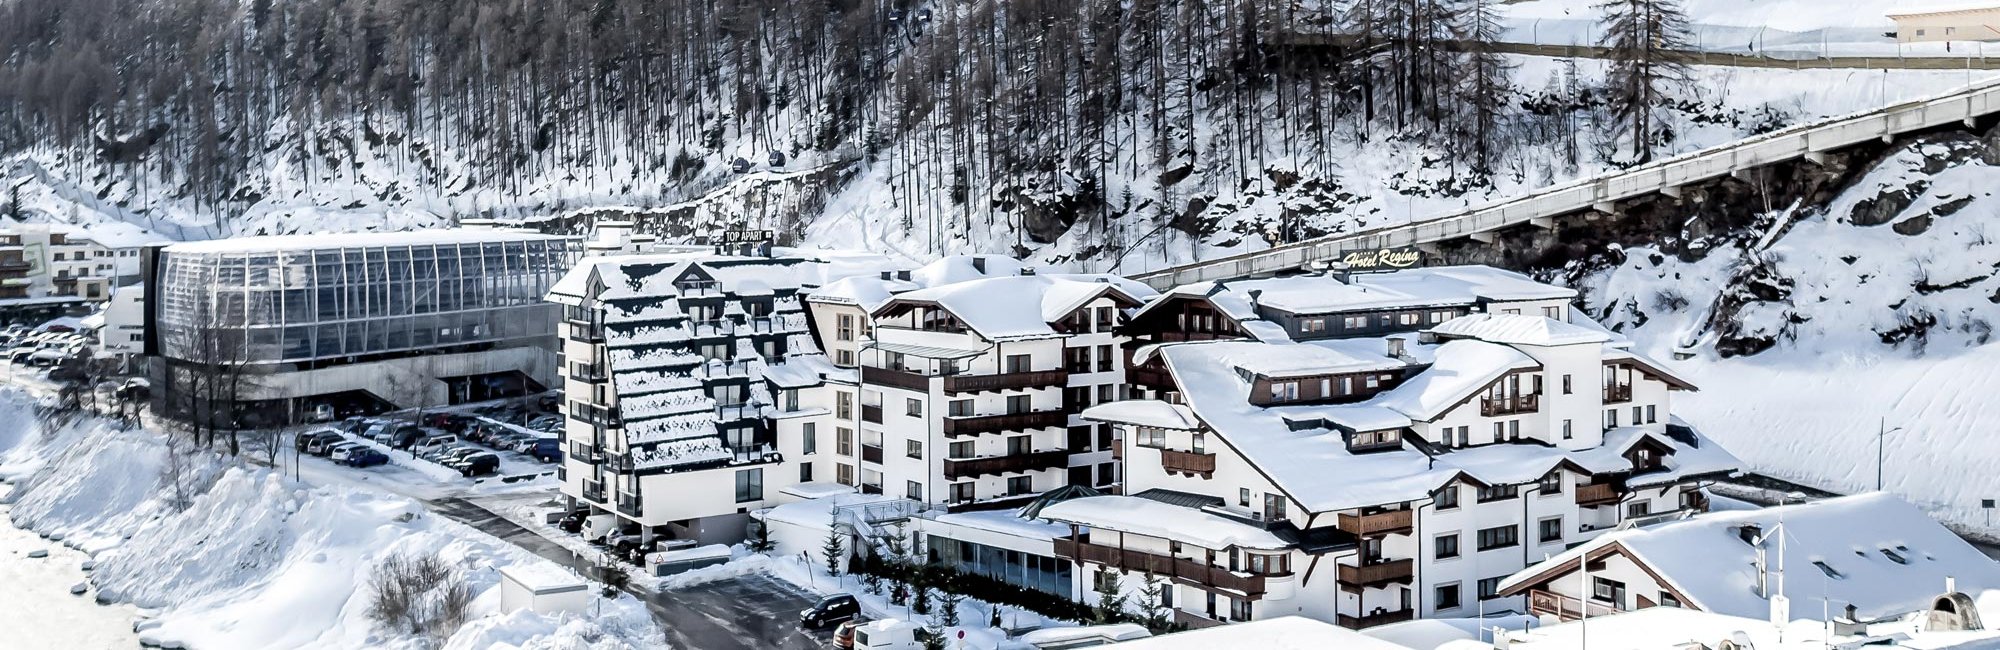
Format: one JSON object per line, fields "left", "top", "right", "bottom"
{"left": 1050, "top": 267, "right": 1740, "bottom": 630}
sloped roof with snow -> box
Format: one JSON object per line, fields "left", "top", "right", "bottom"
{"left": 1080, "top": 401, "right": 1202, "bottom": 430}
{"left": 168, "top": 228, "right": 569, "bottom": 254}
{"left": 875, "top": 274, "right": 1148, "bottom": 341}
{"left": 1431, "top": 313, "right": 1612, "bottom": 346}
{"left": 1372, "top": 340, "right": 1540, "bottom": 421}
{"left": 1037, "top": 496, "right": 1291, "bottom": 550}
{"left": 1499, "top": 493, "right": 2000, "bottom": 622}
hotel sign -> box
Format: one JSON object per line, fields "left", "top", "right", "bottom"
{"left": 1340, "top": 246, "right": 1424, "bottom": 270}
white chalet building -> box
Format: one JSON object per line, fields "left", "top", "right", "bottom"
{"left": 1063, "top": 266, "right": 1741, "bottom": 631}
{"left": 839, "top": 267, "right": 1154, "bottom": 509}
{"left": 547, "top": 239, "right": 883, "bottom": 545}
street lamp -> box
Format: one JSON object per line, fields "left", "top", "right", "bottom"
{"left": 1877, "top": 418, "right": 1905, "bottom": 492}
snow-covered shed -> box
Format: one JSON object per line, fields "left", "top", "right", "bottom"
{"left": 497, "top": 562, "right": 591, "bottom": 616}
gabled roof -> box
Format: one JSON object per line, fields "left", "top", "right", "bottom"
{"left": 1431, "top": 313, "right": 1611, "bottom": 346}
{"left": 873, "top": 275, "right": 1148, "bottom": 341}
{"left": 1371, "top": 339, "right": 1540, "bottom": 421}
{"left": 1499, "top": 493, "right": 2000, "bottom": 622}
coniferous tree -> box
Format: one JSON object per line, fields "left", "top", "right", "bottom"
{"left": 1596, "top": 0, "right": 1692, "bottom": 163}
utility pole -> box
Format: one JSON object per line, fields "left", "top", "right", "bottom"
{"left": 1877, "top": 418, "right": 1903, "bottom": 492}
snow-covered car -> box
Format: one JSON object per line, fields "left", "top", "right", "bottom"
{"left": 296, "top": 430, "right": 343, "bottom": 455}
{"left": 7, "top": 348, "right": 35, "bottom": 364}
{"left": 430, "top": 446, "right": 482, "bottom": 465}
{"left": 27, "top": 348, "right": 67, "bottom": 366}
{"left": 526, "top": 414, "right": 561, "bottom": 432}
{"left": 327, "top": 442, "right": 366, "bottom": 462}
{"left": 409, "top": 434, "right": 459, "bottom": 456}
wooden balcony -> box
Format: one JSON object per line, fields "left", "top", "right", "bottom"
{"left": 1603, "top": 384, "right": 1634, "bottom": 403}
{"left": 944, "top": 450, "right": 1068, "bottom": 480}
{"left": 1054, "top": 538, "right": 1272, "bottom": 596}
{"left": 1575, "top": 482, "right": 1623, "bottom": 506}
{"left": 861, "top": 444, "right": 885, "bottom": 464}
{"left": 1527, "top": 589, "right": 1620, "bottom": 621}
{"left": 942, "top": 410, "right": 1068, "bottom": 437}
{"left": 1159, "top": 449, "right": 1217, "bottom": 478}
{"left": 1337, "top": 558, "right": 1414, "bottom": 591}
{"left": 1128, "top": 365, "right": 1176, "bottom": 390}
{"left": 1480, "top": 394, "right": 1540, "bottom": 416}
{"left": 862, "top": 365, "right": 934, "bottom": 392}
{"left": 945, "top": 370, "right": 1069, "bottom": 394}
{"left": 1335, "top": 509, "right": 1413, "bottom": 537}
{"left": 1336, "top": 609, "right": 1415, "bottom": 629}
{"left": 861, "top": 403, "right": 883, "bottom": 424}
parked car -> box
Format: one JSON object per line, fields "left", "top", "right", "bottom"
{"left": 526, "top": 414, "right": 561, "bottom": 432}
{"left": 530, "top": 439, "right": 562, "bottom": 463}
{"left": 849, "top": 619, "right": 934, "bottom": 650}
{"left": 296, "top": 430, "right": 343, "bottom": 455}
{"left": 448, "top": 452, "right": 499, "bottom": 477}
{"left": 307, "top": 434, "right": 349, "bottom": 456}
{"left": 800, "top": 594, "right": 863, "bottom": 629}
{"left": 509, "top": 435, "right": 550, "bottom": 454}
{"left": 428, "top": 446, "right": 482, "bottom": 464}
{"left": 328, "top": 442, "right": 367, "bottom": 462}
{"left": 342, "top": 448, "right": 390, "bottom": 467}
{"left": 832, "top": 620, "right": 865, "bottom": 650}
{"left": 388, "top": 426, "right": 428, "bottom": 449}
{"left": 8, "top": 348, "right": 36, "bottom": 364}
{"left": 557, "top": 510, "right": 588, "bottom": 534}
{"left": 410, "top": 434, "right": 460, "bottom": 456}
{"left": 341, "top": 417, "right": 373, "bottom": 434}
{"left": 28, "top": 348, "right": 68, "bottom": 366}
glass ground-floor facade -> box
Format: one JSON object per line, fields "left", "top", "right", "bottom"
{"left": 928, "top": 537, "right": 1073, "bottom": 599}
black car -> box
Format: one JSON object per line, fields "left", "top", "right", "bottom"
{"left": 800, "top": 594, "right": 861, "bottom": 629}
{"left": 557, "top": 510, "right": 588, "bottom": 534}
{"left": 296, "top": 431, "right": 343, "bottom": 455}
{"left": 451, "top": 452, "right": 500, "bottom": 477}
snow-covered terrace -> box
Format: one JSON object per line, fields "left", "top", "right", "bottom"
{"left": 1037, "top": 495, "right": 1291, "bottom": 551}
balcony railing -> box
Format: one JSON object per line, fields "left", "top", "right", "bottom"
{"left": 861, "top": 444, "right": 885, "bottom": 464}
{"left": 617, "top": 494, "right": 642, "bottom": 517}
{"left": 860, "top": 483, "right": 884, "bottom": 495}
{"left": 1575, "top": 482, "right": 1623, "bottom": 506}
{"left": 944, "top": 370, "right": 1069, "bottom": 394}
{"left": 1336, "top": 558, "right": 1414, "bottom": 590}
{"left": 1603, "top": 384, "right": 1634, "bottom": 403}
{"left": 1054, "top": 538, "right": 1271, "bottom": 595}
{"left": 1335, "top": 509, "right": 1414, "bottom": 537}
{"left": 729, "top": 444, "right": 777, "bottom": 464}
{"left": 1159, "top": 449, "right": 1217, "bottom": 478}
{"left": 862, "top": 404, "right": 884, "bottom": 424}
{"left": 689, "top": 319, "right": 736, "bottom": 337}
{"left": 862, "top": 365, "right": 934, "bottom": 392}
{"left": 1336, "top": 609, "right": 1415, "bottom": 629}
{"left": 580, "top": 481, "right": 605, "bottom": 503}
{"left": 675, "top": 280, "right": 721, "bottom": 297}
{"left": 944, "top": 450, "right": 1068, "bottom": 480}
{"left": 942, "top": 410, "right": 1069, "bottom": 437}
{"left": 1480, "top": 394, "right": 1540, "bottom": 416}
{"left": 1527, "top": 589, "right": 1620, "bottom": 621}
{"left": 569, "top": 362, "right": 608, "bottom": 383}
{"left": 1128, "top": 365, "right": 1175, "bottom": 389}
{"left": 570, "top": 401, "right": 622, "bottom": 428}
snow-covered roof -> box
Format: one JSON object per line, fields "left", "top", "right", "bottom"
{"left": 1036, "top": 496, "right": 1291, "bottom": 551}
{"left": 1080, "top": 401, "right": 1202, "bottom": 430}
{"left": 876, "top": 274, "right": 1147, "bottom": 341}
{"left": 1363, "top": 615, "right": 1539, "bottom": 650}
{"left": 165, "top": 228, "right": 567, "bottom": 254}
{"left": 1372, "top": 340, "right": 1540, "bottom": 421}
{"left": 1017, "top": 624, "right": 1152, "bottom": 645}
{"left": 1223, "top": 337, "right": 1409, "bottom": 378}
{"left": 779, "top": 482, "right": 858, "bottom": 500}
{"left": 1430, "top": 314, "right": 1611, "bottom": 346}
{"left": 927, "top": 509, "right": 1074, "bottom": 541}
{"left": 497, "top": 561, "right": 588, "bottom": 593}
{"left": 1151, "top": 266, "right": 1575, "bottom": 322}
{"left": 1885, "top": 2, "right": 2000, "bottom": 18}
{"left": 1499, "top": 493, "right": 2000, "bottom": 622}
{"left": 1103, "top": 616, "right": 1413, "bottom": 650}
{"left": 1499, "top": 606, "right": 2000, "bottom": 650}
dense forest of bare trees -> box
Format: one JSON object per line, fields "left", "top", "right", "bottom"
{"left": 0, "top": 0, "right": 1691, "bottom": 255}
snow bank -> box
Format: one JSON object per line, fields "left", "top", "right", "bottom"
{"left": 0, "top": 393, "right": 664, "bottom": 650}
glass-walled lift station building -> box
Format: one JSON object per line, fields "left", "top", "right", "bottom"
{"left": 143, "top": 229, "right": 582, "bottom": 423}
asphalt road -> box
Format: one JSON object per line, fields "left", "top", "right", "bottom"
{"left": 429, "top": 498, "right": 826, "bottom": 650}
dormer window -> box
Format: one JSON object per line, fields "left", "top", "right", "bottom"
{"left": 1270, "top": 381, "right": 1299, "bottom": 402}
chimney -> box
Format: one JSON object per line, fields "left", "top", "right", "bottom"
{"left": 881, "top": 270, "right": 894, "bottom": 280}
{"left": 1387, "top": 337, "right": 1407, "bottom": 358}
{"left": 1737, "top": 524, "right": 1762, "bottom": 546}
{"left": 629, "top": 233, "right": 657, "bottom": 253}
{"left": 972, "top": 257, "right": 987, "bottom": 273}
{"left": 1020, "top": 267, "right": 1037, "bottom": 276}
{"left": 1246, "top": 289, "right": 1263, "bottom": 315}
{"left": 897, "top": 270, "right": 912, "bottom": 281}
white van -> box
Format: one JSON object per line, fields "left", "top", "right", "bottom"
{"left": 580, "top": 514, "right": 619, "bottom": 542}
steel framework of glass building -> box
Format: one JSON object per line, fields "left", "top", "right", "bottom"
{"left": 152, "top": 230, "right": 582, "bottom": 365}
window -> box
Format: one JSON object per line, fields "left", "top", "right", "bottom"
{"left": 1005, "top": 354, "right": 1031, "bottom": 373}
{"left": 1539, "top": 472, "right": 1562, "bottom": 494}
{"left": 837, "top": 349, "right": 854, "bottom": 365}
{"left": 1539, "top": 517, "right": 1563, "bottom": 543}
{"left": 1603, "top": 409, "right": 1618, "bottom": 429}
{"left": 1492, "top": 421, "right": 1505, "bottom": 443}
{"left": 1135, "top": 427, "right": 1167, "bottom": 448}
{"left": 1094, "top": 570, "right": 1119, "bottom": 594}
{"left": 1436, "top": 484, "right": 1461, "bottom": 510}
{"left": 734, "top": 468, "right": 764, "bottom": 503}
{"left": 1263, "top": 494, "right": 1287, "bottom": 521}
{"left": 1435, "top": 533, "right": 1461, "bottom": 559}
{"left": 1476, "top": 525, "right": 1519, "bottom": 551}
{"left": 1343, "top": 315, "right": 1367, "bottom": 329}
{"left": 1365, "top": 375, "right": 1380, "bottom": 389}
{"left": 1095, "top": 306, "right": 1114, "bottom": 331}
{"left": 1097, "top": 384, "right": 1115, "bottom": 404}
{"left": 1477, "top": 484, "right": 1519, "bottom": 503}
{"left": 1006, "top": 476, "right": 1033, "bottom": 496}
{"left": 1563, "top": 374, "right": 1573, "bottom": 394}
{"left": 1096, "top": 462, "right": 1115, "bottom": 486}
{"left": 1301, "top": 318, "right": 1325, "bottom": 333}
{"left": 1239, "top": 488, "right": 1252, "bottom": 507}
{"left": 1006, "top": 395, "right": 1032, "bottom": 414}
{"left": 906, "top": 481, "right": 923, "bottom": 501}
{"left": 949, "top": 441, "right": 974, "bottom": 458}
{"left": 1246, "top": 552, "right": 1289, "bottom": 576}
{"left": 1230, "top": 597, "right": 1252, "bottom": 622}
{"left": 948, "top": 399, "right": 973, "bottom": 417}
{"left": 1191, "top": 432, "right": 1206, "bottom": 454}
{"left": 950, "top": 482, "right": 975, "bottom": 504}
{"left": 1632, "top": 406, "right": 1642, "bottom": 424}
{"left": 799, "top": 463, "right": 813, "bottom": 483}
{"left": 837, "top": 392, "right": 853, "bottom": 420}
{"left": 837, "top": 427, "right": 854, "bottom": 455}
{"left": 1478, "top": 577, "right": 1505, "bottom": 599}
{"left": 1008, "top": 435, "right": 1032, "bottom": 455}
{"left": 837, "top": 314, "right": 855, "bottom": 341}
{"left": 1436, "top": 583, "right": 1463, "bottom": 610}
{"left": 1592, "top": 577, "right": 1626, "bottom": 604}
{"left": 1269, "top": 381, "right": 1299, "bottom": 402}
{"left": 906, "top": 398, "right": 923, "bottom": 417}
{"left": 1660, "top": 591, "right": 1682, "bottom": 608}
{"left": 1500, "top": 308, "right": 1521, "bottom": 315}
{"left": 1097, "top": 344, "right": 1114, "bottom": 372}
{"left": 906, "top": 440, "right": 923, "bottom": 459}
{"left": 837, "top": 464, "right": 854, "bottom": 485}
{"left": 1627, "top": 501, "right": 1652, "bottom": 518}
{"left": 1544, "top": 306, "right": 1562, "bottom": 318}
{"left": 802, "top": 423, "right": 818, "bottom": 455}
{"left": 1563, "top": 419, "right": 1574, "bottom": 440}
{"left": 1066, "top": 347, "right": 1092, "bottom": 373}
{"left": 1646, "top": 405, "right": 1657, "bottom": 424}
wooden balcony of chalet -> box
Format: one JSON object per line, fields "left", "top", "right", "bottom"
{"left": 1335, "top": 509, "right": 1413, "bottom": 537}
{"left": 942, "top": 410, "right": 1069, "bottom": 437}
{"left": 944, "top": 450, "right": 1068, "bottom": 480}
{"left": 1336, "top": 559, "right": 1414, "bottom": 591}
{"left": 1054, "top": 538, "right": 1272, "bottom": 597}
{"left": 944, "top": 370, "right": 1069, "bottom": 394}
{"left": 1575, "top": 482, "right": 1623, "bottom": 507}
{"left": 1336, "top": 609, "right": 1415, "bottom": 629}
{"left": 1159, "top": 449, "right": 1217, "bottom": 478}
{"left": 1528, "top": 589, "right": 1620, "bottom": 621}
{"left": 1480, "top": 394, "right": 1540, "bottom": 416}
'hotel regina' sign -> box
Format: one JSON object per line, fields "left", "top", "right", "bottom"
{"left": 1341, "top": 246, "right": 1424, "bottom": 270}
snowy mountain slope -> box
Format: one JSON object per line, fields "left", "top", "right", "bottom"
{"left": 0, "top": 398, "right": 663, "bottom": 650}
{"left": 1501, "top": 0, "right": 1981, "bottom": 56}
{"left": 1575, "top": 132, "right": 2000, "bottom": 537}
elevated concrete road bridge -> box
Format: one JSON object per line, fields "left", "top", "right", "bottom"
{"left": 1132, "top": 75, "right": 2000, "bottom": 291}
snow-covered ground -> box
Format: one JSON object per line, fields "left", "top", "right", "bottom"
{"left": 0, "top": 394, "right": 665, "bottom": 650}
{"left": 1501, "top": 0, "right": 2000, "bottom": 58}
{"left": 0, "top": 486, "right": 144, "bottom": 649}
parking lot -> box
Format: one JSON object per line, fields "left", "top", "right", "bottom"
{"left": 290, "top": 398, "right": 564, "bottom": 494}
